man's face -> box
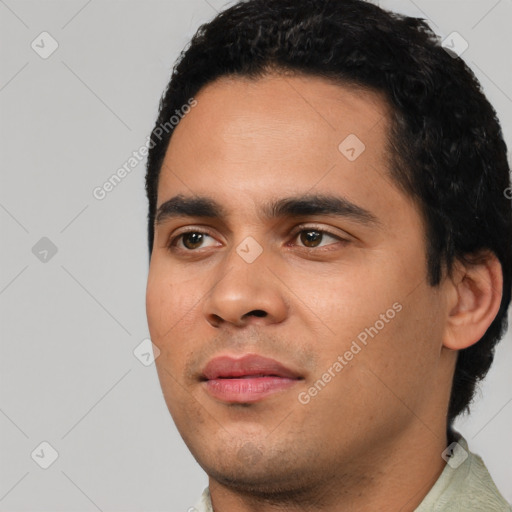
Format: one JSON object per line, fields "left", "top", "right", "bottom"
{"left": 146, "top": 74, "right": 451, "bottom": 493}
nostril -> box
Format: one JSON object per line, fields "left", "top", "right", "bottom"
{"left": 248, "top": 310, "right": 267, "bottom": 318}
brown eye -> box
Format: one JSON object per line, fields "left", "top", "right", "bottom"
{"left": 182, "top": 232, "right": 205, "bottom": 249}
{"left": 299, "top": 230, "right": 324, "bottom": 248}
{"left": 167, "top": 229, "right": 219, "bottom": 253}
{"left": 292, "top": 227, "right": 347, "bottom": 250}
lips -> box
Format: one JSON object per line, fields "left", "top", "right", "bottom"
{"left": 201, "top": 354, "right": 301, "bottom": 380}
{"left": 200, "top": 354, "right": 302, "bottom": 403}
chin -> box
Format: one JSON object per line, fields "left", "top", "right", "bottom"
{"left": 203, "top": 461, "right": 315, "bottom": 499}
{"left": 190, "top": 436, "right": 324, "bottom": 496}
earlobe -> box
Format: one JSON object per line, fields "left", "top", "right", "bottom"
{"left": 443, "top": 252, "right": 503, "bottom": 351}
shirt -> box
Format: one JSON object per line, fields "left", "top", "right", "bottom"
{"left": 191, "top": 436, "right": 511, "bottom": 511}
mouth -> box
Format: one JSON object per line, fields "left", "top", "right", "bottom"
{"left": 200, "top": 354, "right": 303, "bottom": 403}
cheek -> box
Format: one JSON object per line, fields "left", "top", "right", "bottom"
{"left": 146, "top": 277, "right": 168, "bottom": 340}
{"left": 146, "top": 264, "right": 182, "bottom": 342}
{"left": 147, "top": 272, "right": 196, "bottom": 410}
{"left": 146, "top": 264, "right": 206, "bottom": 360}
{"left": 292, "top": 253, "right": 438, "bottom": 379}
{"left": 291, "top": 265, "right": 402, "bottom": 341}
{"left": 355, "top": 284, "right": 445, "bottom": 405}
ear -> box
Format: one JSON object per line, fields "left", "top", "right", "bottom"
{"left": 443, "top": 251, "right": 503, "bottom": 350}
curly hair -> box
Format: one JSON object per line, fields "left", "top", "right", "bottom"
{"left": 145, "top": 0, "right": 512, "bottom": 425}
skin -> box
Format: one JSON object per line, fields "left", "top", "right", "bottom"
{"left": 146, "top": 73, "right": 503, "bottom": 511}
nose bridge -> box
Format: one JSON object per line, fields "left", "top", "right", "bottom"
{"left": 202, "top": 237, "right": 287, "bottom": 327}
{"left": 222, "top": 230, "right": 269, "bottom": 285}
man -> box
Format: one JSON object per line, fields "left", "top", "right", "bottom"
{"left": 144, "top": 0, "right": 512, "bottom": 510}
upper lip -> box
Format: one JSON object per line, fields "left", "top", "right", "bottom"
{"left": 200, "top": 354, "right": 302, "bottom": 380}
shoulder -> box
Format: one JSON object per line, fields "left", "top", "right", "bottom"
{"left": 416, "top": 436, "right": 511, "bottom": 512}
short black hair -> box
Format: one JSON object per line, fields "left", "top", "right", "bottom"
{"left": 145, "top": 0, "right": 512, "bottom": 425}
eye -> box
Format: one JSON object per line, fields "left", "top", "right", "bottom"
{"left": 166, "top": 225, "right": 348, "bottom": 254}
{"left": 168, "top": 230, "right": 218, "bottom": 251}
{"left": 291, "top": 227, "right": 345, "bottom": 249}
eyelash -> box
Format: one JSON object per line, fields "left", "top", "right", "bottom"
{"left": 166, "top": 224, "right": 348, "bottom": 253}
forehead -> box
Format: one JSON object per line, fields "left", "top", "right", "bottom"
{"left": 167, "top": 73, "right": 391, "bottom": 162}
{"left": 156, "top": 73, "right": 412, "bottom": 225}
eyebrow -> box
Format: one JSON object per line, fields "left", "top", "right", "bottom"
{"left": 155, "top": 193, "right": 380, "bottom": 227}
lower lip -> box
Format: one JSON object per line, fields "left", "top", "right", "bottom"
{"left": 203, "top": 376, "right": 299, "bottom": 403}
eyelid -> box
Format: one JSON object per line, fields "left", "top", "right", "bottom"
{"left": 289, "top": 223, "right": 351, "bottom": 241}
{"left": 166, "top": 223, "right": 351, "bottom": 252}
{"left": 167, "top": 226, "right": 219, "bottom": 249}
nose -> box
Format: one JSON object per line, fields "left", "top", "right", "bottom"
{"left": 202, "top": 247, "right": 288, "bottom": 328}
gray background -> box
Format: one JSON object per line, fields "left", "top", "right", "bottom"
{"left": 0, "top": 0, "right": 510, "bottom": 510}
